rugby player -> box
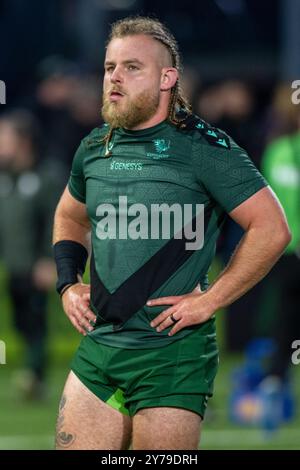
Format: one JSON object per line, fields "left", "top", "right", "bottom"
{"left": 53, "top": 16, "right": 290, "bottom": 450}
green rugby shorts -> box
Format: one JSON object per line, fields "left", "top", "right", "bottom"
{"left": 71, "top": 327, "right": 219, "bottom": 419}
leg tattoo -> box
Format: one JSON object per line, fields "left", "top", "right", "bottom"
{"left": 55, "top": 394, "right": 76, "bottom": 449}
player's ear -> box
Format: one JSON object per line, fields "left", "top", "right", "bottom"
{"left": 160, "top": 67, "right": 178, "bottom": 91}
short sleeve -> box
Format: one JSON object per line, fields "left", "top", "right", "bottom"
{"left": 192, "top": 135, "right": 268, "bottom": 213}
{"left": 68, "top": 140, "right": 86, "bottom": 203}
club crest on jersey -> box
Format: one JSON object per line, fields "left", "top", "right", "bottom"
{"left": 147, "top": 139, "right": 171, "bottom": 159}
{"left": 153, "top": 139, "right": 170, "bottom": 153}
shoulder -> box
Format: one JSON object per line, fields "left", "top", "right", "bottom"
{"left": 70, "top": 125, "right": 108, "bottom": 168}
{"left": 81, "top": 123, "right": 109, "bottom": 149}
{"left": 175, "top": 113, "right": 232, "bottom": 151}
{"left": 72, "top": 124, "right": 108, "bottom": 165}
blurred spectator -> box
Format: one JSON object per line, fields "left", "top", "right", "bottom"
{"left": 263, "top": 83, "right": 300, "bottom": 146}
{"left": 260, "top": 111, "right": 300, "bottom": 381}
{"left": 196, "top": 80, "right": 262, "bottom": 164}
{"left": 231, "top": 113, "right": 300, "bottom": 427}
{"left": 34, "top": 55, "right": 102, "bottom": 167}
{"left": 0, "top": 109, "right": 65, "bottom": 400}
{"left": 195, "top": 84, "right": 224, "bottom": 124}
{"left": 180, "top": 66, "right": 199, "bottom": 105}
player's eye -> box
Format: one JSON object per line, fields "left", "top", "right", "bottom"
{"left": 105, "top": 66, "right": 114, "bottom": 73}
{"left": 127, "top": 65, "right": 138, "bottom": 71}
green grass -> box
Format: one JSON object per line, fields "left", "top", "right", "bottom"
{"left": 202, "top": 356, "right": 300, "bottom": 450}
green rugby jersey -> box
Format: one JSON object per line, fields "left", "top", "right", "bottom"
{"left": 68, "top": 117, "right": 267, "bottom": 348}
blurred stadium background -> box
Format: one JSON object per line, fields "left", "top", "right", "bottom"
{"left": 0, "top": 0, "right": 300, "bottom": 450}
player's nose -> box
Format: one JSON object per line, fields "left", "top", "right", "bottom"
{"left": 110, "top": 66, "right": 123, "bottom": 84}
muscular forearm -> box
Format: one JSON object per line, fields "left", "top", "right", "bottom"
{"left": 204, "top": 225, "right": 289, "bottom": 311}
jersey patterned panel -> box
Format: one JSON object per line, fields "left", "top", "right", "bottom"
{"left": 68, "top": 117, "right": 267, "bottom": 348}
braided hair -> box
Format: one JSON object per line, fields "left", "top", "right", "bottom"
{"left": 102, "top": 16, "right": 192, "bottom": 152}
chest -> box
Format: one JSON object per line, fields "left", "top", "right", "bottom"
{"left": 84, "top": 139, "right": 208, "bottom": 216}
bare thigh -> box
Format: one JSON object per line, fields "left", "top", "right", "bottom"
{"left": 55, "top": 371, "right": 132, "bottom": 450}
{"left": 132, "top": 407, "right": 202, "bottom": 450}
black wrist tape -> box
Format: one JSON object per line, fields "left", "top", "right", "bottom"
{"left": 53, "top": 240, "right": 88, "bottom": 296}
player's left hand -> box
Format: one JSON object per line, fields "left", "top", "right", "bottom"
{"left": 147, "top": 287, "right": 216, "bottom": 336}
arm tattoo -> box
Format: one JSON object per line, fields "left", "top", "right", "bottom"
{"left": 55, "top": 394, "right": 76, "bottom": 449}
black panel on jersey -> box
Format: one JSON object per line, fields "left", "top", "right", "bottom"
{"left": 90, "top": 202, "right": 215, "bottom": 329}
{"left": 179, "top": 113, "right": 231, "bottom": 150}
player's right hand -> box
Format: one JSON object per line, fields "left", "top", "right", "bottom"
{"left": 61, "top": 283, "right": 97, "bottom": 335}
